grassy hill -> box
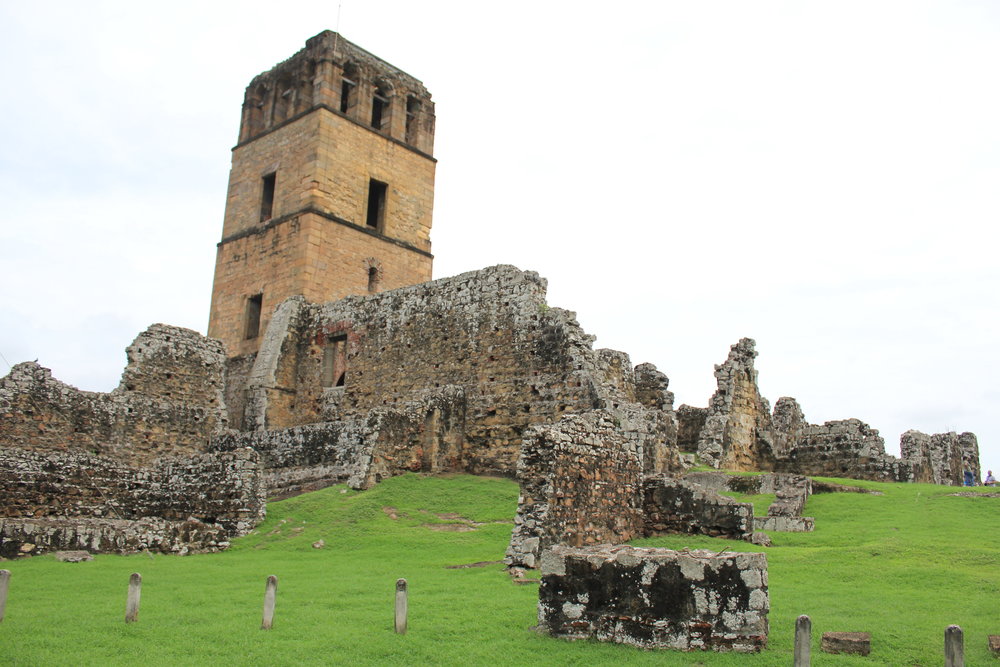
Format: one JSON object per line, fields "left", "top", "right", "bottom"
{"left": 2, "top": 474, "right": 999, "bottom": 665}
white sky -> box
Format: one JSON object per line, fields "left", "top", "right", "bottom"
{"left": 1, "top": 1, "right": 997, "bottom": 470}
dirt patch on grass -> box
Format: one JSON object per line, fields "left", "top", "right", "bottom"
{"left": 424, "top": 523, "right": 477, "bottom": 532}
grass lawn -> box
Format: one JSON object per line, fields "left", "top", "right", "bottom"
{"left": 1, "top": 473, "right": 998, "bottom": 665}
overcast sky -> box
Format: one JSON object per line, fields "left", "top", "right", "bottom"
{"left": 1, "top": 1, "right": 997, "bottom": 470}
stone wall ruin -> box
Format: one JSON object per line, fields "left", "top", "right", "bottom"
{"left": 538, "top": 545, "right": 768, "bottom": 652}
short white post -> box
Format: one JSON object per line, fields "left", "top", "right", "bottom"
{"left": 0, "top": 569, "right": 10, "bottom": 623}
{"left": 793, "top": 614, "right": 811, "bottom": 666}
{"left": 394, "top": 578, "right": 408, "bottom": 634}
{"left": 125, "top": 572, "right": 142, "bottom": 623}
{"left": 945, "top": 624, "right": 964, "bottom": 667}
{"left": 261, "top": 575, "right": 278, "bottom": 630}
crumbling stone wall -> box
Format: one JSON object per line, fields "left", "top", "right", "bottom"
{"left": 771, "top": 397, "right": 806, "bottom": 457}
{"left": 0, "top": 325, "right": 227, "bottom": 466}
{"left": 697, "top": 339, "right": 776, "bottom": 471}
{"left": 775, "top": 418, "right": 916, "bottom": 482}
{"left": 238, "top": 265, "right": 680, "bottom": 479}
{"left": 212, "top": 385, "right": 466, "bottom": 496}
{"left": 899, "top": 430, "right": 980, "bottom": 486}
{"left": 538, "top": 545, "right": 768, "bottom": 652}
{"left": 0, "top": 446, "right": 265, "bottom": 556}
{"left": 505, "top": 411, "right": 645, "bottom": 569}
{"left": 643, "top": 475, "right": 754, "bottom": 539}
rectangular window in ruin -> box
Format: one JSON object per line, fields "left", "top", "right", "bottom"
{"left": 366, "top": 179, "right": 387, "bottom": 231}
{"left": 245, "top": 293, "right": 263, "bottom": 339}
{"left": 371, "top": 92, "right": 388, "bottom": 130}
{"left": 322, "top": 334, "right": 348, "bottom": 387}
{"left": 405, "top": 96, "right": 420, "bottom": 145}
{"left": 340, "top": 78, "right": 356, "bottom": 113}
{"left": 260, "top": 173, "right": 276, "bottom": 222}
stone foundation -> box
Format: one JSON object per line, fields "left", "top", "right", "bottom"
{"left": 538, "top": 545, "right": 768, "bottom": 652}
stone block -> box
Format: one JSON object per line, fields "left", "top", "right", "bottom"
{"left": 989, "top": 634, "right": 1000, "bottom": 656}
{"left": 538, "top": 545, "right": 768, "bottom": 652}
{"left": 821, "top": 631, "right": 871, "bottom": 656}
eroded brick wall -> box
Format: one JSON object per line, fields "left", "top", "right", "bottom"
{"left": 0, "top": 325, "right": 227, "bottom": 465}
{"left": 538, "top": 545, "right": 768, "bottom": 652}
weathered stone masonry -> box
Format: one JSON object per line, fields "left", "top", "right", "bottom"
{"left": 538, "top": 545, "right": 768, "bottom": 652}
{"left": 0, "top": 446, "right": 265, "bottom": 557}
{"left": 0, "top": 324, "right": 227, "bottom": 466}
{"left": 226, "top": 265, "right": 680, "bottom": 491}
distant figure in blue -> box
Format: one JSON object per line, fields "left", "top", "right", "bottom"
{"left": 963, "top": 470, "right": 975, "bottom": 486}
{"left": 985, "top": 470, "right": 996, "bottom": 486}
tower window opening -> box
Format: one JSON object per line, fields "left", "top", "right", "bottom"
{"left": 322, "top": 334, "right": 349, "bottom": 388}
{"left": 245, "top": 294, "right": 263, "bottom": 339}
{"left": 340, "top": 77, "right": 356, "bottom": 113}
{"left": 405, "top": 96, "right": 420, "bottom": 144}
{"left": 260, "top": 173, "right": 276, "bottom": 222}
{"left": 366, "top": 179, "right": 387, "bottom": 231}
{"left": 371, "top": 92, "right": 388, "bottom": 130}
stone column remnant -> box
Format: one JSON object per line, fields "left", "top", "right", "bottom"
{"left": 794, "top": 614, "right": 811, "bottom": 666}
{"left": 261, "top": 575, "right": 278, "bottom": 630}
{"left": 394, "top": 578, "right": 408, "bottom": 634}
{"left": 125, "top": 572, "right": 142, "bottom": 624}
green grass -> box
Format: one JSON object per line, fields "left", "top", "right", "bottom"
{"left": 1, "top": 474, "right": 999, "bottom": 665}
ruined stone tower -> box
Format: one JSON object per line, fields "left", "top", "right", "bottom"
{"left": 208, "top": 31, "right": 436, "bottom": 358}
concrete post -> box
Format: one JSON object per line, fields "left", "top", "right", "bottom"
{"left": 0, "top": 569, "right": 10, "bottom": 622}
{"left": 793, "top": 614, "right": 811, "bottom": 666}
{"left": 261, "top": 575, "right": 278, "bottom": 630}
{"left": 125, "top": 573, "right": 142, "bottom": 623}
{"left": 394, "top": 578, "right": 408, "bottom": 634}
{"left": 945, "top": 625, "right": 964, "bottom": 667}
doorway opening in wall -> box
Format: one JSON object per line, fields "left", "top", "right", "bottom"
{"left": 245, "top": 294, "right": 263, "bottom": 339}
{"left": 260, "top": 173, "right": 276, "bottom": 222}
{"left": 366, "top": 179, "right": 387, "bottom": 231}
{"left": 322, "top": 334, "right": 348, "bottom": 387}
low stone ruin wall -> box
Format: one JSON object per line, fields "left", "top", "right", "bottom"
{"left": 506, "top": 411, "right": 644, "bottom": 568}
{"left": 0, "top": 517, "right": 230, "bottom": 558}
{"left": 211, "top": 386, "right": 467, "bottom": 497}
{"left": 0, "top": 446, "right": 265, "bottom": 557}
{"left": 538, "top": 545, "right": 768, "bottom": 652}
{"left": 643, "top": 476, "right": 754, "bottom": 539}
{"left": 775, "top": 419, "right": 914, "bottom": 482}
{"left": 900, "top": 430, "right": 980, "bottom": 486}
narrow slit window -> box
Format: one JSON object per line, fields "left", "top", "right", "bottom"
{"left": 365, "top": 179, "right": 387, "bottom": 231}
{"left": 405, "top": 96, "right": 420, "bottom": 144}
{"left": 371, "top": 92, "right": 388, "bottom": 129}
{"left": 260, "top": 173, "right": 276, "bottom": 222}
{"left": 367, "top": 265, "right": 381, "bottom": 293}
{"left": 321, "top": 334, "right": 348, "bottom": 388}
{"left": 340, "top": 78, "right": 356, "bottom": 113}
{"left": 245, "top": 294, "right": 263, "bottom": 339}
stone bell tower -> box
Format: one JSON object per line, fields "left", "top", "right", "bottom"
{"left": 208, "top": 31, "right": 436, "bottom": 358}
